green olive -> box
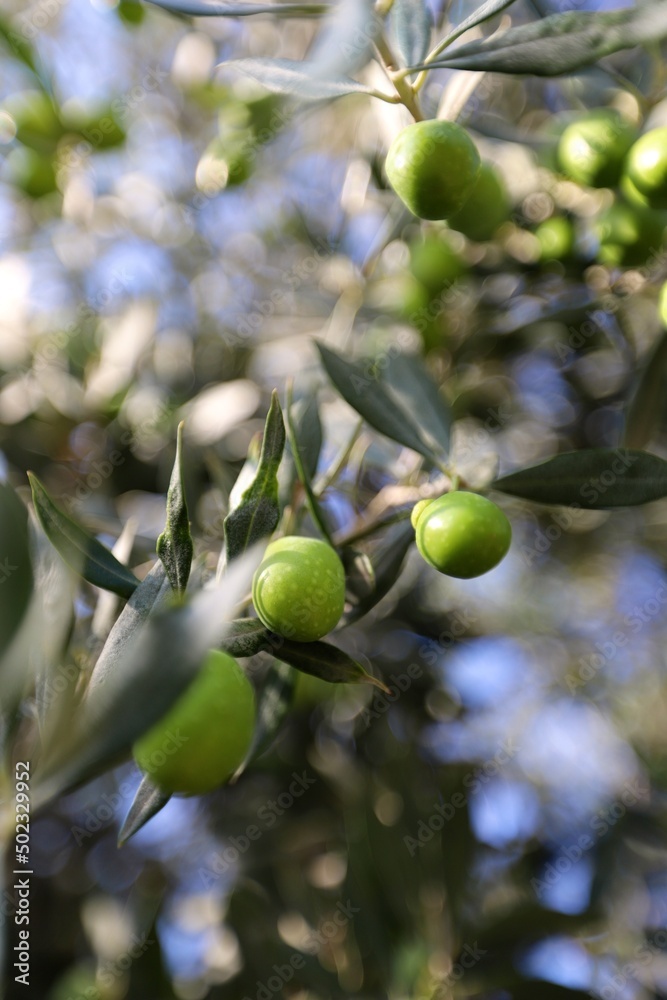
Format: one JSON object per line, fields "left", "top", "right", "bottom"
{"left": 557, "top": 109, "right": 637, "bottom": 188}
{"left": 252, "top": 536, "right": 346, "bottom": 642}
{"left": 133, "top": 649, "right": 255, "bottom": 795}
{"left": 385, "top": 120, "right": 481, "bottom": 221}
{"left": 594, "top": 199, "right": 667, "bottom": 268}
{"left": 625, "top": 127, "right": 667, "bottom": 210}
{"left": 413, "top": 492, "right": 511, "bottom": 578}
{"left": 447, "top": 162, "right": 510, "bottom": 242}
{"left": 534, "top": 216, "right": 575, "bottom": 262}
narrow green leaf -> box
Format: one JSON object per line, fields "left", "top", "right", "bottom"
{"left": 220, "top": 617, "right": 274, "bottom": 658}
{"left": 224, "top": 391, "right": 286, "bottom": 562}
{"left": 28, "top": 472, "right": 139, "bottom": 599}
{"left": 344, "top": 520, "right": 415, "bottom": 624}
{"left": 278, "top": 638, "right": 389, "bottom": 691}
{"left": 431, "top": 0, "right": 519, "bottom": 55}
{"left": 414, "top": 4, "right": 667, "bottom": 77}
{"left": 286, "top": 383, "right": 333, "bottom": 544}
{"left": 227, "top": 58, "right": 377, "bottom": 99}
{"left": 0, "top": 483, "right": 33, "bottom": 663}
{"left": 623, "top": 330, "right": 667, "bottom": 449}
{"left": 392, "top": 0, "right": 431, "bottom": 69}
{"left": 156, "top": 422, "right": 193, "bottom": 594}
{"left": 290, "top": 393, "right": 323, "bottom": 482}
{"left": 118, "top": 775, "right": 171, "bottom": 846}
{"left": 382, "top": 353, "right": 452, "bottom": 458}
{"left": 494, "top": 449, "right": 667, "bottom": 508}
{"left": 33, "top": 547, "right": 262, "bottom": 806}
{"left": 342, "top": 548, "right": 376, "bottom": 603}
{"left": 232, "top": 660, "right": 296, "bottom": 780}
{"left": 316, "top": 343, "right": 444, "bottom": 465}
{"left": 148, "top": 0, "right": 329, "bottom": 16}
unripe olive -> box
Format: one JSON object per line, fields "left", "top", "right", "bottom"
{"left": 594, "top": 199, "right": 667, "bottom": 268}
{"left": 133, "top": 649, "right": 256, "bottom": 795}
{"left": 413, "top": 492, "right": 511, "bottom": 578}
{"left": 252, "top": 536, "right": 345, "bottom": 642}
{"left": 447, "top": 162, "right": 510, "bottom": 242}
{"left": 534, "top": 216, "right": 575, "bottom": 262}
{"left": 557, "top": 109, "right": 636, "bottom": 188}
{"left": 659, "top": 282, "right": 667, "bottom": 328}
{"left": 625, "top": 127, "right": 667, "bottom": 210}
{"left": 385, "top": 120, "right": 481, "bottom": 221}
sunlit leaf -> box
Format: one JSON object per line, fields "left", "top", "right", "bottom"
{"left": 226, "top": 58, "right": 377, "bottom": 99}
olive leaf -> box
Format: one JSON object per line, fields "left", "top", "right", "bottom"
{"left": 413, "top": 3, "right": 667, "bottom": 77}
{"left": 156, "top": 422, "right": 193, "bottom": 594}
{"left": 277, "top": 638, "right": 389, "bottom": 691}
{"left": 224, "top": 390, "right": 285, "bottom": 562}
{"left": 220, "top": 617, "right": 274, "bottom": 659}
{"left": 623, "top": 330, "right": 667, "bottom": 450}
{"left": 344, "top": 519, "right": 415, "bottom": 624}
{"left": 391, "top": 0, "right": 431, "bottom": 70}
{"left": 147, "top": 0, "right": 328, "bottom": 16}
{"left": 227, "top": 58, "right": 378, "bottom": 100}
{"left": 493, "top": 449, "right": 667, "bottom": 508}
{"left": 382, "top": 352, "right": 453, "bottom": 459}
{"left": 316, "top": 343, "right": 445, "bottom": 466}
{"left": 0, "top": 483, "right": 33, "bottom": 664}
{"left": 117, "top": 775, "right": 171, "bottom": 847}
{"left": 342, "top": 548, "right": 376, "bottom": 603}
{"left": 433, "top": 0, "right": 519, "bottom": 54}
{"left": 232, "top": 660, "right": 296, "bottom": 781}
{"left": 28, "top": 472, "right": 139, "bottom": 599}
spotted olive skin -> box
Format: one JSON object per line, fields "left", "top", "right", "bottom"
{"left": 133, "top": 649, "right": 256, "bottom": 795}
{"left": 252, "top": 536, "right": 346, "bottom": 642}
{"left": 413, "top": 492, "right": 511, "bottom": 578}
{"left": 385, "top": 120, "right": 481, "bottom": 221}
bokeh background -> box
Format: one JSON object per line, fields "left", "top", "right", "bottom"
{"left": 3, "top": 0, "right": 667, "bottom": 997}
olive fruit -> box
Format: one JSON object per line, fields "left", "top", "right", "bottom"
{"left": 133, "top": 649, "right": 255, "bottom": 794}
{"left": 625, "top": 127, "right": 667, "bottom": 209}
{"left": 659, "top": 281, "right": 667, "bottom": 328}
{"left": 385, "top": 120, "right": 481, "bottom": 221}
{"left": 413, "top": 492, "right": 511, "bottom": 578}
{"left": 557, "top": 109, "right": 636, "bottom": 188}
{"left": 534, "top": 216, "right": 575, "bottom": 262}
{"left": 252, "top": 536, "right": 346, "bottom": 642}
{"left": 409, "top": 235, "right": 465, "bottom": 297}
{"left": 594, "top": 200, "right": 667, "bottom": 268}
{"left": 447, "top": 162, "right": 510, "bottom": 242}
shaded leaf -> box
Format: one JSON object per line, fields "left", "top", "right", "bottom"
{"left": 118, "top": 775, "right": 171, "bottom": 846}
{"left": 316, "top": 343, "right": 444, "bottom": 465}
{"left": 224, "top": 391, "right": 285, "bottom": 562}
{"left": 0, "top": 483, "right": 33, "bottom": 663}
{"left": 226, "top": 58, "right": 377, "bottom": 99}
{"left": 290, "top": 393, "right": 322, "bottom": 482}
{"left": 623, "top": 329, "right": 667, "bottom": 449}
{"left": 157, "top": 422, "right": 193, "bottom": 594}
{"left": 28, "top": 473, "right": 139, "bottom": 599}
{"left": 148, "top": 0, "right": 328, "bottom": 15}
{"left": 342, "top": 548, "right": 375, "bottom": 603}
{"left": 220, "top": 617, "right": 274, "bottom": 658}
{"left": 415, "top": 3, "right": 667, "bottom": 77}
{"left": 493, "top": 449, "right": 667, "bottom": 508}
{"left": 33, "top": 547, "right": 262, "bottom": 805}
{"left": 233, "top": 660, "right": 295, "bottom": 779}
{"left": 344, "top": 519, "right": 415, "bottom": 624}
{"left": 286, "top": 383, "right": 333, "bottom": 543}
{"left": 382, "top": 352, "right": 452, "bottom": 458}
{"left": 392, "top": 0, "right": 431, "bottom": 70}
{"left": 278, "top": 637, "right": 389, "bottom": 690}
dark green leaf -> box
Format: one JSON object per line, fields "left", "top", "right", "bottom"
{"left": 118, "top": 775, "right": 171, "bottom": 846}
{"left": 414, "top": 4, "right": 667, "bottom": 77}
{"left": 0, "top": 484, "right": 33, "bottom": 663}
{"left": 344, "top": 519, "right": 415, "bottom": 624}
{"left": 624, "top": 330, "right": 667, "bottom": 449}
{"left": 233, "top": 660, "right": 296, "bottom": 780}
{"left": 382, "top": 352, "right": 452, "bottom": 458}
{"left": 392, "top": 0, "right": 431, "bottom": 69}
{"left": 224, "top": 391, "right": 285, "bottom": 562}
{"left": 227, "top": 58, "right": 376, "bottom": 99}
{"left": 156, "top": 422, "right": 193, "bottom": 594}
{"left": 290, "top": 393, "right": 322, "bottom": 482}
{"left": 278, "top": 638, "right": 389, "bottom": 690}
{"left": 493, "top": 449, "right": 667, "bottom": 508}
{"left": 148, "top": 0, "right": 328, "bottom": 16}
{"left": 316, "top": 343, "right": 444, "bottom": 465}
{"left": 286, "top": 384, "right": 333, "bottom": 544}
{"left": 220, "top": 617, "right": 275, "bottom": 658}
{"left": 28, "top": 472, "right": 139, "bottom": 599}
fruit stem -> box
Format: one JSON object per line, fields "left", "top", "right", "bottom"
{"left": 374, "top": 33, "right": 423, "bottom": 122}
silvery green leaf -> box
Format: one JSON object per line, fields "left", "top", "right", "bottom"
{"left": 227, "top": 58, "right": 376, "bottom": 99}
{"left": 117, "top": 775, "right": 171, "bottom": 846}
{"left": 157, "top": 422, "right": 193, "bottom": 594}
{"left": 391, "top": 0, "right": 431, "bottom": 69}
